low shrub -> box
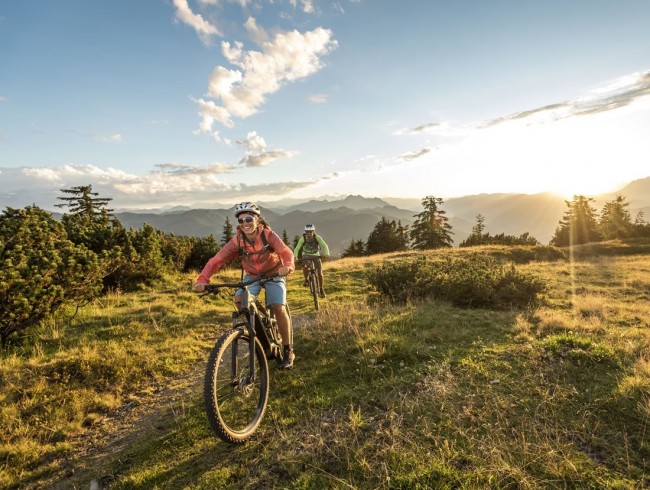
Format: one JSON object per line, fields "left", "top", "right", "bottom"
{"left": 366, "top": 254, "right": 547, "bottom": 309}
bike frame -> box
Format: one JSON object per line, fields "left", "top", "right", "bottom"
{"left": 302, "top": 256, "right": 320, "bottom": 281}
{"left": 206, "top": 276, "right": 276, "bottom": 386}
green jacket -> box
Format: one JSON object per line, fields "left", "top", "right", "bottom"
{"left": 294, "top": 234, "right": 330, "bottom": 258}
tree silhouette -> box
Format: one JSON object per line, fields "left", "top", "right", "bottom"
{"left": 460, "top": 214, "right": 486, "bottom": 247}
{"left": 460, "top": 214, "right": 539, "bottom": 247}
{"left": 550, "top": 195, "right": 602, "bottom": 246}
{"left": 55, "top": 185, "right": 113, "bottom": 225}
{"left": 366, "top": 217, "right": 407, "bottom": 254}
{"left": 409, "top": 196, "right": 453, "bottom": 250}
{"left": 221, "top": 216, "right": 235, "bottom": 246}
{"left": 341, "top": 239, "right": 366, "bottom": 258}
{"left": 599, "top": 195, "right": 633, "bottom": 239}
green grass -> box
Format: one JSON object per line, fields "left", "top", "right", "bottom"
{"left": 1, "top": 246, "right": 649, "bottom": 489}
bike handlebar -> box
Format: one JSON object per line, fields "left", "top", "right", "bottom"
{"left": 202, "top": 275, "right": 275, "bottom": 295}
{"left": 298, "top": 255, "right": 324, "bottom": 263}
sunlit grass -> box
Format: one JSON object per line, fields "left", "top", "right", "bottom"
{"left": 1, "top": 246, "right": 649, "bottom": 488}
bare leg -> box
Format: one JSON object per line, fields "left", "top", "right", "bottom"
{"left": 272, "top": 303, "right": 292, "bottom": 346}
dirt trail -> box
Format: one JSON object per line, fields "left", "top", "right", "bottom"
{"left": 44, "top": 314, "right": 311, "bottom": 489}
{"left": 47, "top": 362, "right": 204, "bottom": 489}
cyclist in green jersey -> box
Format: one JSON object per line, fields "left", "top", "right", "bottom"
{"left": 293, "top": 224, "right": 330, "bottom": 298}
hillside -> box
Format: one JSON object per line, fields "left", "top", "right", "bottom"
{"left": 111, "top": 177, "right": 650, "bottom": 255}
{"left": 3, "top": 243, "right": 648, "bottom": 489}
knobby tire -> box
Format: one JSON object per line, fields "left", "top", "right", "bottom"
{"left": 309, "top": 271, "right": 319, "bottom": 310}
{"left": 204, "top": 328, "right": 270, "bottom": 444}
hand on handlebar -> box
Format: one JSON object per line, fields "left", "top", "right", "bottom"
{"left": 193, "top": 282, "right": 208, "bottom": 293}
{"left": 278, "top": 266, "right": 291, "bottom": 277}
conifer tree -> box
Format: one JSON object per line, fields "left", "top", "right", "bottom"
{"left": 184, "top": 235, "right": 220, "bottom": 271}
{"left": 221, "top": 216, "right": 235, "bottom": 245}
{"left": 341, "top": 239, "right": 366, "bottom": 258}
{"left": 396, "top": 220, "right": 410, "bottom": 250}
{"left": 0, "top": 206, "right": 102, "bottom": 344}
{"left": 460, "top": 214, "right": 486, "bottom": 247}
{"left": 366, "top": 217, "right": 405, "bottom": 254}
{"left": 282, "top": 229, "right": 290, "bottom": 246}
{"left": 55, "top": 185, "right": 113, "bottom": 225}
{"left": 599, "top": 195, "right": 633, "bottom": 239}
{"left": 550, "top": 195, "right": 602, "bottom": 246}
{"left": 409, "top": 196, "right": 453, "bottom": 250}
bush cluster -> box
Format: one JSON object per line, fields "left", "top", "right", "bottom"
{"left": 366, "top": 254, "right": 547, "bottom": 309}
{"left": 0, "top": 204, "right": 221, "bottom": 345}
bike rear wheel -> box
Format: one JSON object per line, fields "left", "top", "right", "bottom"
{"left": 204, "top": 328, "right": 270, "bottom": 443}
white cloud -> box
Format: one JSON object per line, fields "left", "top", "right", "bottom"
{"left": 239, "top": 149, "right": 296, "bottom": 167}
{"left": 173, "top": 0, "right": 221, "bottom": 43}
{"left": 306, "top": 93, "right": 329, "bottom": 104}
{"left": 0, "top": 161, "right": 320, "bottom": 209}
{"left": 93, "top": 133, "right": 123, "bottom": 142}
{"left": 196, "top": 23, "right": 337, "bottom": 133}
{"left": 236, "top": 130, "right": 267, "bottom": 153}
{"left": 244, "top": 17, "right": 269, "bottom": 45}
{"left": 235, "top": 130, "right": 295, "bottom": 167}
{"left": 289, "top": 0, "right": 315, "bottom": 13}
{"left": 400, "top": 148, "right": 432, "bottom": 161}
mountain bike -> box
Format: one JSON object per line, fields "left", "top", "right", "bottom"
{"left": 301, "top": 255, "right": 321, "bottom": 310}
{"left": 201, "top": 276, "right": 288, "bottom": 444}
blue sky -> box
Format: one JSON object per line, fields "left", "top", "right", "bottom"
{"left": 1, "top": 0, "right": 649, "bottom": 210}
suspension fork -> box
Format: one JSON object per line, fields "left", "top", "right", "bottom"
{"left": 228, "top": 308, "right": 258, "bottom": 384}
{"left": 231, "top": 287, "right": 258, "bottom": 384}
{"left": 245, "top": 308, "right": 256, "bottom": 384}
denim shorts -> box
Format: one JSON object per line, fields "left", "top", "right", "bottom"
{"left": 236, "top": 275, "right": 287, "bottom": 306}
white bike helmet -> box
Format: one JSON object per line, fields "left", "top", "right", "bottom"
{"left": 234, "top": 202, "right": 261, "bottom": 217}
{"left": 304, "top": 224, "right": 316, "bottom": 232}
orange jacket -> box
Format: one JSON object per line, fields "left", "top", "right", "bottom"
{"left": 196, "top": 226, "right": 294, "bottom": 283}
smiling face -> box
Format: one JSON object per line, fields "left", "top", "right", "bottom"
{"left": 237, "top": 213, "right": 258, "bottom": 237}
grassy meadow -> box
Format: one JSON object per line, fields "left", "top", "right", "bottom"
{"left": 1, "top": 242, "right": 649, "bottom": 489}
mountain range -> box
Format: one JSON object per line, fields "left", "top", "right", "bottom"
{"left": 113, "top": 177, "right": 650, "bottom": 257}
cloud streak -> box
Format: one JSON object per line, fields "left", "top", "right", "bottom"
{"left": 397, "top": 71, "right": 650, "bottom": 138}
{"left": 0, "top": 163, "right": 327, "bottom": 210}
{"left": 173, "top": 0, "right": 221, "bottom": 43}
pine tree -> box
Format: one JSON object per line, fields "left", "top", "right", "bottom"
{"left": 184, "top": 235, "right": 220, "bottom": 271}
{"left": 550, "top": 195, "right": 602, "bottom": 246}
{"left": 1, "top": 206, "right": 103, "bottom": 344}
{"left": 396, "top": 220, "right": 410, "bottom": 250}
{"left": 55, "top": 185, "right": 113, "bottom": 225}
{"left": 341, "top": 239, "right": 366, "bottom": 258}
{"left": 599, "top": 195, "right": 633, "bottom": 239}
{"left": 366, "top": 217, "right": 404, "bottom": 254}
{"left": 409, "top": 196, "right": 453, "bottom": 250}
{"left": 460, "top": 214, "right": 486, "bottom": 247}
{"left": 221, "top": 216, "right": 235, "bottom": 245}
{"left": 282, "top": 229, "right": 290, "bottom": 246}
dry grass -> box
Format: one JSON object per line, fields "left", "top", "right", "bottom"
{"left": 2, "top": 249, "right": 649, "bottom": 489}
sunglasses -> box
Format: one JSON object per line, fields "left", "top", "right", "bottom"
{"left": 238, "top": 216, "right": 255, "bottom": 224}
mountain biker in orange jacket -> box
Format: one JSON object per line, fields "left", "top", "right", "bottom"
{"left": 194, "top": 202, "right": 296, "bottom": 369}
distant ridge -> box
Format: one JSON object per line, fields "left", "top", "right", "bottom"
{"left": 108, "top": 177, "right": 650, "bottom": 256}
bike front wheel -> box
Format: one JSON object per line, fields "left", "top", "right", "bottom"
{"left": 204, "top": 328, "right": 270, "bottom": 443}
{"left": 309, "top": 273, "right": 319, "bottom": 310}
